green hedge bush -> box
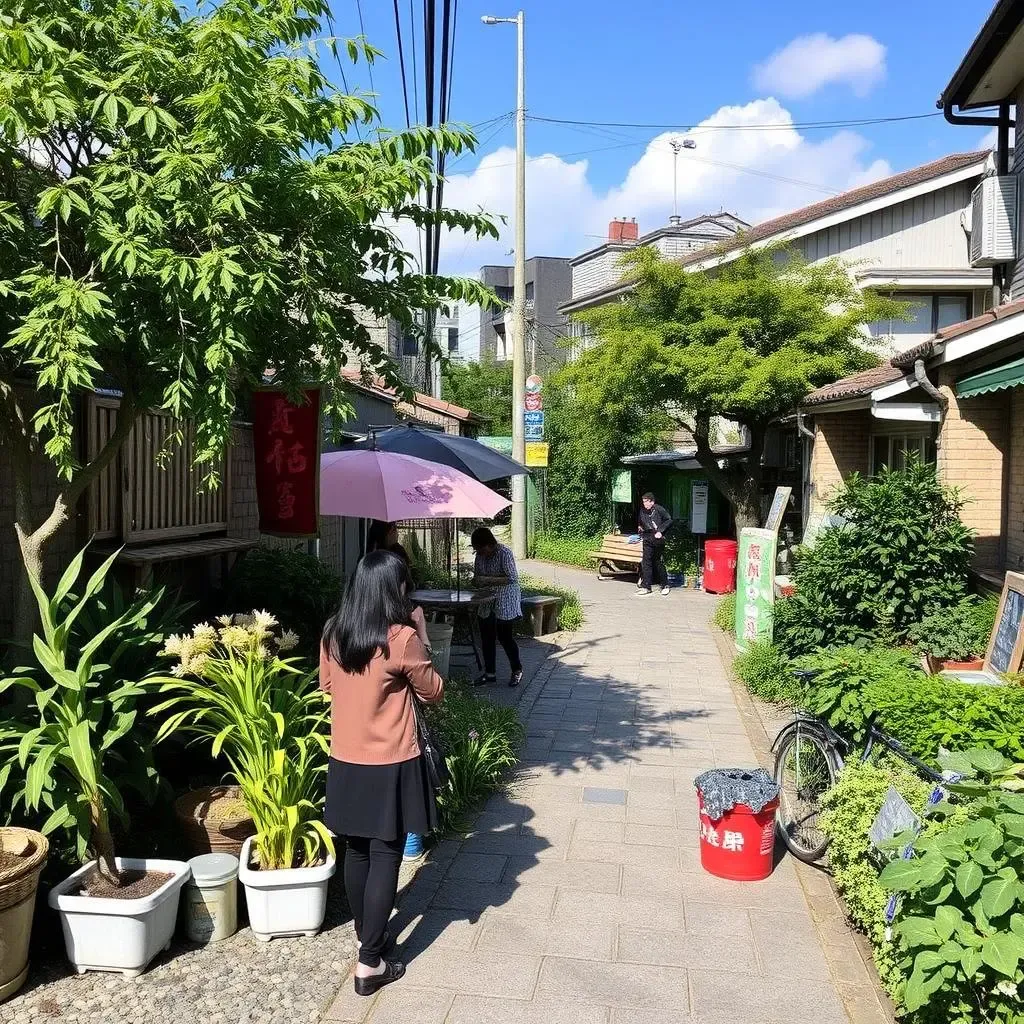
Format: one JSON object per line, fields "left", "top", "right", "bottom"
{"left": 774, "top": 462, "right": 974, "bottom": 658}
{"left": 733, "top": 642, "right": 798, "bottom": 705}
{"left": 533, "top": 532, "right": 600, "bottom": 568}
{"left": 520, "top": 574, "right": 584, "bottom": 632}
{"left": 712, "top": 593, "right": 736, "bottom": 635}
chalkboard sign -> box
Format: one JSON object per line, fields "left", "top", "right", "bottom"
{"left": 985, "top": 572, "right": 1024, "bottom": 676}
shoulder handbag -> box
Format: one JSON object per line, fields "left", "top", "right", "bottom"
{"left": 411, "top": 693, "right": 449, "bottom": 793}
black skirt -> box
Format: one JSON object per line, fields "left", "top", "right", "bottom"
{"left": 325, "top": 755, "right": 438, "bottom": 842}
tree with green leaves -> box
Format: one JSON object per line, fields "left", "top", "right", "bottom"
{"left": 569, "top": 244, "right": 902, "bottom": 531}
{"left": 0, "top": 0, "right": 496, "bottom": 647}
{"left": 441, "top": 358, "right": 512, "bottom": 436}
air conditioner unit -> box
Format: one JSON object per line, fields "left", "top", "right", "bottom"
{"left": 969, "top": 176, "right": 1018, "bottom": 267}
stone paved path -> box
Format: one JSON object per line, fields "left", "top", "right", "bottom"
{"left": 324, "top": 564, "right": 889, "bottom": 1024}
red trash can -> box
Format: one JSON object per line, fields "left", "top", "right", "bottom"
{"left": 696, "top": 792, "right": 778, "bottom": 882}
{"left": 703, "top": 539, "right": 738, "bottom": 594}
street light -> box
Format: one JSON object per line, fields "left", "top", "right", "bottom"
{"left": 669, "top": 138, "right": 697, "bottom": 222}
{"left": 482, "top": 10, "right": 527, "bottom": 560}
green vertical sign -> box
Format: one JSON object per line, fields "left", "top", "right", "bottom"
{"left": 735, "top": 528, "right": 777, "bottom": 652}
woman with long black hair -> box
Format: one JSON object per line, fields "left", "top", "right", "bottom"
{"left": 320, "top": 550, "right": 444, "bottom": 996}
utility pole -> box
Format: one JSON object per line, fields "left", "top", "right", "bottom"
{"left": 483, "top": 10, "right": 527, "bottom": 558}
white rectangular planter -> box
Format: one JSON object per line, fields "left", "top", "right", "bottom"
{"left": 48, "top": 858, "right": 190, "bottom": 978}
{"left": 238, "top": 837, "right": 335, "bottom": 941}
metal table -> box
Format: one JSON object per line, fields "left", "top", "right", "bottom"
{"left": 410, "top": 589, "right": 495, "bottom": 670}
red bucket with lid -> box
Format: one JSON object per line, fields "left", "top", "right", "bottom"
{"left": 697, "top": 791, "right": 778, "bottom": 881}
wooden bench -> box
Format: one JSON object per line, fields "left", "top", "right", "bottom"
{"left": 588, "top": 534, "right": 643, "bottom": 579}
{"left": 520, "top": 595, "right": 564, "bottom": 636}
{"left": 103, "top": 536, "right": 258, "bottom": 589}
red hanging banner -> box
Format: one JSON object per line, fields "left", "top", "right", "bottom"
{"left": 251, "top": 388, "right": 321, "bottom": 537}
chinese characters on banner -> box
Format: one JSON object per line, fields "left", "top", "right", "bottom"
{"left": 734, "top": 527, "right": 777, "bottom": 652}
{"left": 251, "top": 389, "right": 321, "bottom": 536}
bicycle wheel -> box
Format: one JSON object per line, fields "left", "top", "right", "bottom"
{"left": 772, "top": 724, "right": 838, "bottom": 863}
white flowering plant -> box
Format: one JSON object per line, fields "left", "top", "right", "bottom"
{"left": 151, "top": 611, "right": 333, "bottom": 870}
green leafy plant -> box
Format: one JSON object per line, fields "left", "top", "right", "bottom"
{"left": 0, "top": 547, "right": 161, "bottom": 883}
{"left": 226, "top": 546, "right": 341, "bottom": 652}
{"left": 734, "top": 641, "right": 799, "bottom": 705}
{"left": 867, "top": 675, "right": 1024, "bottom": 764}
{"left": 797, "top": 646, "right": 923, "bottom": 744}
{"left": 908, "top": 597, "right": 993, "bottom": 663}
{"left": 533, "top": 533, "right": 602, "bottom": 569}
{"left": 880, "top": 749, "right": 1024, "bottom": 1021}
{"left": 775, "top": 461, "right": 974, "bottom": 658}
{"left": 428, "top": 678, "right": 523, "bottom": 832}
{"left": 712, "top": 593, "right": 737, "bottom": 635}
{"left": 151, "top": 612, "right": 333, "bottom": 870}
{"left": 822, "top": 760, "right": 969, "bottom": 1003}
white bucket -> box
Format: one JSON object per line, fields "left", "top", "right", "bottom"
{"left": 425, "top": 622, "right": 453, "bottom": 678}
{"left": 183, "top": 853, "right": 238, "bottom": 943}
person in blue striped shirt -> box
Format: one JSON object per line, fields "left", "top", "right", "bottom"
{"left": 471, "top": 527, "right": 524, "bottom": 688}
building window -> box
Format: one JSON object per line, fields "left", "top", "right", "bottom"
{"left": 494, "top": 285, "right": 513, "bottom": 303}
{"left": 447, "top": 327, "right": 459, "bottom": 353}
{"left": 870, "top": 293, "right": 970, "bottom": 338}
{"left": 870, "top": 431, "right": 936, "bottom": 476}
{"left": 402, "top": 332, "right": 418, "bottom": 356}
{"left": 525, "top": 281, "right": 535, "bottom": 302}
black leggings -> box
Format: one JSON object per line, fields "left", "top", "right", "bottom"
{"left": 641, "top": 542, "right": 667, "bottom": 589}
{"left": 481, "top": 614, "right": 521, "bottom": 675}
{"left": 344, "top": 835, "right": 404, "bottom": 967}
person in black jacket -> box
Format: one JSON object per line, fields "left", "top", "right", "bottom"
{"left": 636, "top": 492, "right": 672, "bottom": 596}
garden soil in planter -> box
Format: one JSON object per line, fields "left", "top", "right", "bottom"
{"left": 77, "top": 868, "right": 172, "bottom": 900}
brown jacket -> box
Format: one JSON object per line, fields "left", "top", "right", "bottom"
{"left": 319, "top": 624, "right": 444, "bottom": 765}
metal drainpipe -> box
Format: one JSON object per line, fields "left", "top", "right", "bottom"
{"left": 914, "top": 358, "right": 948, "bottom": 425}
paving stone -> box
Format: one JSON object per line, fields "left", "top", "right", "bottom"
{"left": 689, "top": 971, "right": 847, "bottom": 1024}
{"left": 446, "top": 852, "right": 510, "bottom": 883}
{"left": 431, "top": 879, "right": 557, "bottom": 918}
{"left": 502, "top": 856, "right": 622, "bottom": 893}
{"left": 616, "top": 926, "right": 759, "bottom": 974}
{"left": 554, "top": 891, "right": 685, "bottom": 931}
{"left": 537, "top": 958, "right": 691, "bottom": 1010}
{"left": 611, "top": 1011, "right": 694, "bottom": 1024}
{"left": 583, "top": 786, "right": 628, "bottom": 805}
{"left": 681, "top": 902, "right": 752, "bottom": 938}
{"left": 478, "top": 914, "right": 615, "bottom": 961}
{"left": 573, "top": 819, "right": 626, "bottom": 843}
{"left": 399, "top": 910, "right": 484, "bottom": 953}
{"left": 446, "top": 995, "right": 611, "bottom": 1024}
{"left": 366, "top": 985, "right": 454, "bottom": 1024}
{"left": 404, "top": 947, "right": 542, "bottom": 999}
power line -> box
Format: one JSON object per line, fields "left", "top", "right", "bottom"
{"left": 322, "top": 7, "right": 363, "bottom": 141}
{"left": 528, "top": 111, "right": 944, "bottom": 132}
{"left": 392, "top": 0, "right": 411, "bottom": 128}
{"left": 408, "top": 0, "right": 420, "bottom": 123}
{"left": 354, "top": 0, "right": 375, "bottom": 96}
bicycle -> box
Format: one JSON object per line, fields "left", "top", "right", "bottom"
{"left": 771, "top": 669, "right": 947, "bottom": 863}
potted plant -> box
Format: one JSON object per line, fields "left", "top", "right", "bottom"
{"left": 174, "top": 784, "right": 255, "bottom": 858}
{"left": 1, "top": 547, "right": 189, "bottom": 977}
{"left": 0, "top": 827, "right": 48, "bottom": 1002}
{"left": 152, "top": 612, "right": 335, "bottom": 940}
{"left": 908, "top": 599, "right": 988, "bottom": 674}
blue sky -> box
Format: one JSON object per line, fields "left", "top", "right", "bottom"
{"left": 330, "top": 0, "right": 997, "bottom": 277}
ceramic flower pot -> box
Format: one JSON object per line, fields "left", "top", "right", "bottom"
{"left": 238, "top": 837, "right": 335, "bottom": 941}
{"left": 48, "top": 858, "right": 190, "bottom": 978}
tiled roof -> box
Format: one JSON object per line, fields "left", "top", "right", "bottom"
{"left": 341, "top": 370, "right": 486, "bottom": 423}
{"left": 680, "top": 151, "right": 990, "bottom": 269}
{"left": 802, "top": 363, "right": 904, "bottom": 406}
{"left": 891, "top": 296, "right": 1024, "bottom": 367}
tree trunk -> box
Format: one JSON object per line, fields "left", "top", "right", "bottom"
{"left": 90, "top": 793, "right": 123, "bottom": 886}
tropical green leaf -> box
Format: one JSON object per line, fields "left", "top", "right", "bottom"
{"left": 880, "top": 858, "right": 921, "bottom": 892}
{"left": 981, "top": 933, "right": 1021, "bottom": 977}
{"left": 981, "top": 873, "right": 1018, "bottom": 920}
{"left": 955, "top": 861, "right": 983, "bottom": 900}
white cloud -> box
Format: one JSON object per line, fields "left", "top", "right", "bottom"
{"left": 430, "top": 97, "right": 892, "bottom": 282}
{"left": 752, "top": 33, "right": 886, "bottom": 100}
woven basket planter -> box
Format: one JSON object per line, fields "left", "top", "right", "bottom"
{"left": 0, "top": 827, "right": 48, "bottom": 1003}
{"left": 175, "top": 786, "right": 255, "bottom": 859}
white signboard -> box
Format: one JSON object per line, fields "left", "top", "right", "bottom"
{"left": 690, "top": 480, "right": 709, "bottom": 535}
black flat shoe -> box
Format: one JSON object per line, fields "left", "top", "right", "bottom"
{"left": 509, "top": 670, "right": 523, "bottom": 688}
{"left": 354, "top": 960, "right": 405, "bottom": 997}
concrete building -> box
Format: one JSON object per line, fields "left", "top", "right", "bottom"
{"left": 477, "top": 257, "right": 572, "bottom": 373}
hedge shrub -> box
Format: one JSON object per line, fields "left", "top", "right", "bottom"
{"left": 712, "top": 593, "right": 736, "bottom": 635}
{"left": 733, "top": 641, "right": 798, "bottom": 705}
{"left": 774, "top": 461, "right": 974, "bottom": 658}
{"left": 533, "top": 532, "right": 601, "bottom": 569}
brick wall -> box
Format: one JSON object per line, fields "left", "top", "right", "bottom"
{"left": 227, "top": 423, "right": 259, "bottom": 540}
{"left": 936, "top": 368, "right": 1009, "bottom": 570}
{"left": 808, "top": 410, "right": 871, "bottom": 512}
{"left": 1005, "top": 389, "right": 1024, "bottom": 571}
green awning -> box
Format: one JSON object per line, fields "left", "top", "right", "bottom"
{"left": 956, "top": 356, "right": 1024, "bottom": 398}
